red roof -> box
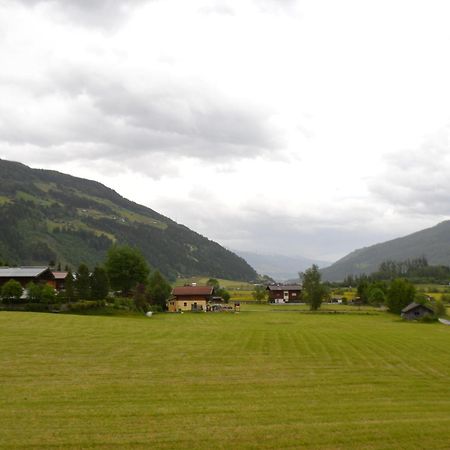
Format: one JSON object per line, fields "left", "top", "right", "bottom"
{"left": 172, "top": 286, "right": 214, "bottom": 296}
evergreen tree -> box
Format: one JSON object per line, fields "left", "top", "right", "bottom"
{"left": 64, "top": 271, "right": 76, "bottom": 302}
{"left": 90, "top": 267, "right": 110, "bottom": 300}
{"left": 75, "top": 264, "right": 91, "bottom": 300}
{"left": 147, "top": 270, "right": 171, "bottom": 309}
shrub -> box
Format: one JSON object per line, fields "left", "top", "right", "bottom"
{"left": 433, "top": 299, "right": 446, "bottom": 318}
{"left": 1, "top": 280, "right": 23, "bottom": 302}
{"left": 419, "top": 314, "right": 437, "bottom": 323}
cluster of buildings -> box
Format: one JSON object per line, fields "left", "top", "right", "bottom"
{"left": 1, "top": 266, "right": 437, "bottom": 320}
{"left": 167, "top": 283, "right": 303, "bottom": 312}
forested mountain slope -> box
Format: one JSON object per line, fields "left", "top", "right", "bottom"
{"left": 321, "top": 221, "right": 450, "bottom": 281}
{"left": 0, "top": 159, "right": 257, "bottom": 281}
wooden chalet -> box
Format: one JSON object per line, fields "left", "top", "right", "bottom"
{"left": 52, "top": 271, "right": 69, "bottom": 291}
{"left": 266, "top": 284, "right": 302, "bottom": 303}
{"left": 0, "top": 266, "right": 56, "bottom": 289}
{"left": 401, "top": 302, "right": 434, "bottom": 320}
{"left": 168, "top": 285, "right": 214, "bottom": 312}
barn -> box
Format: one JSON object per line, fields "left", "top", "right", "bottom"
{"left": 401, "top": 302, "right": 435, "bottom": 320}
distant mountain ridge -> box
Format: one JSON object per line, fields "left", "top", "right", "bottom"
{"left": 235, "top": 250, "right": 330, "bottom": 281}
{"left": 0, "top": 159, "right": 257, "bottom": 281}
{"left": 321, "top": 221, "right": 450, "bottom": 281}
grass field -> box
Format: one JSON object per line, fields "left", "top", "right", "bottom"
{"left": 175, "top": 276, "right": 256, "bottom": 290}
{"left": 1, "top": 307, "right": 450, "bottom": 449}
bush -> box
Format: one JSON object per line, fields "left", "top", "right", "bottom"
{"left": 25, "top": 303, "right": 49, "bottom": 312}
{"left": 1, "top": 280, "right": 23, "bottom": 302}
{"left": 419, "top": 314, "right": 438, "bottom": 323}
{"left": 113, "top": 297, "right": 136, "bottom": 311}
{"left": 67, "top": 300, "right": 104, "bottom": 312}
{"left": 433, "top": 299, "right": 446, "bottom": 318}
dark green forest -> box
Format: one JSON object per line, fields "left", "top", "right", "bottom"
{"left": 0, "top": 159, "right": 257, "bottom": 281}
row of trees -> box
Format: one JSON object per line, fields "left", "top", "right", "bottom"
{"left": 293, "top": 264, "right": 440, "bottom": 314}
{"left": 0, "top": 245, "right": 173, "bottom": 311}
{"left": 342, "top": 257, "right": 450, "bottom": 286}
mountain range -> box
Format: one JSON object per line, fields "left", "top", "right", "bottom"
{"left": 321, "top": 220, "right": 450, "bottom": 281}
{"left": 0, "top": 159, "right": 257, "bottom": 281}
{"left": 235, "top": 250, "right": 330, "bottom": 281}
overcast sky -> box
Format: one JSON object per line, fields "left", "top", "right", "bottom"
{"left": 1, "top": 0, "right": 450, "bottom": 262}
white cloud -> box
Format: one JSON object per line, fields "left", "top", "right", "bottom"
{"left": 2, "top": 0, "right": 450, "bottom": 261}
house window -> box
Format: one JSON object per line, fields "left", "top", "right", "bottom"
{"left": 184, "top": 302, "right": 187, "bottom": 307}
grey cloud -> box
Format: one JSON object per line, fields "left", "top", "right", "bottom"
{"left": 0, "top": 66, "right": 279, "bottom": 167}
{"left": 153, "top": 196, "right": 399, "bottom": 262}
{"left": 14, "top": 0, "right": 151, "bottom": 29}
{"left": 369, "top": 127, "right": 450, "bottom": 216}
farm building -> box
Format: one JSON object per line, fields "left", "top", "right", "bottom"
{"left": 266, "top": 284, "right": 302, "bottom": 303}
{"left": 0, "top": 266, "right": 56, "bottom": 289}
{"left": 168, "top": 285, "right": 214, "bottom": 312}
{"left": 401, "top": 302, "right": 435, "bottom": 320}
{"left": 52, "top": 271, "right": 69, "bottom": 291}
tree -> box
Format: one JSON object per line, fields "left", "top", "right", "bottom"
{"left": 207, "top": 278, "right": 230, "bottom": 303}
{"left": 75, "top": 264, "right": 91, "bottom": 300}
{"left": 252, "top": 285, "right": 267, "bottom": 303}
{"left": 133, "top": 283, "right": 149, "bottom": 312}
{"left": 147, "top": 270, "right": 171, "bottom": 310}
{"left": 40, "top": 284, "right": 56, "bottom": 303}
{"left": 27, "top": 282, "right": 42, "bottom": 302}
{"left": 357, "top": 280, "right": 370, "bottom": 304}
{"left": 90, "top": 267, "right": 110, "bottom": 300}
{"left": 64, "top": 271, "right": 76, "bottom": 302}
{"left": 301, "top": 264, "right": 326, "bottom": 311}
{"left": 433, "top": 299, "right": 446, "bottom": 318}
{"left": 386, "top": 278, "right": 416, "bottom": 314}
{"left": 105, "top": 246, "right": 150, "bottom": 295}
{"left": 368, "top": 287, "right": 386, "bottom": 306}
{"left": 1, "top": 279, "right": 23, "bottom": 301}
{"left": 207, "top": 278, "right": 220, "bottom": 289}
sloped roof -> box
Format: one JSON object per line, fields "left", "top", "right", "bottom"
{"left": 172, "top": 286, "right": 214, "bottom": 296}
{"left": 52, "top": 271, "right": 68, "bottom": 280}
{"left": 401, "top": 302, "right": 434, "bottom": 313}
{"left": 267, "top": 284, "right": 302, "bottom": 291}
{"left": 0, "top": 266, "right": 53, "bottom": 278}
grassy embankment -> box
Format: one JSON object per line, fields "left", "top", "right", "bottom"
{"left": 1, "top": 306, "right": 450, "bottom": 449}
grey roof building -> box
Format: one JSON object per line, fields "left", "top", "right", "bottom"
{"left": 401, "top": 302, "right": 434, "bottom": 320}
{"left": 0, "top": 266, "right": 55, "bottom": 288}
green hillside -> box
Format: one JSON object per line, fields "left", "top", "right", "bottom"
{"left": 0, "top": 159, "right": 257, "bottom": 281}
{"left": 321, "top": 221, "right": 450, "bottom": 281}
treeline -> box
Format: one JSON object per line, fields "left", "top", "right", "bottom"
{"left": 341, "top": 257, "right": 450, "bottom": 285}
{"left": 0, "top": 246, "right": 173, "bottom": 313}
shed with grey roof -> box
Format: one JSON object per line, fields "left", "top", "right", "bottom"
{"left": 401, "top": 302, "right": 435, "bottom": 320}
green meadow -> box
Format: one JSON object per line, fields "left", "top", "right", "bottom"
{"left": 1, "top": 307, "right": 450, "bottom": 449}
